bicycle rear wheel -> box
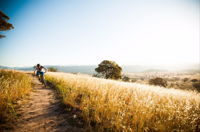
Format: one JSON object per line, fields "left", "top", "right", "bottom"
{"left": 41, "top": 75, "right": 47, "bottom": 87}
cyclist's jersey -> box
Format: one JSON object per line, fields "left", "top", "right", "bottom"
{"left": 35, "top": 66, "right": 45, "bottom": 72}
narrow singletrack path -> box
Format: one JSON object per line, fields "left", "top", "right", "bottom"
{"left": 10, "top": 76, "right": 84, "bottom": 132}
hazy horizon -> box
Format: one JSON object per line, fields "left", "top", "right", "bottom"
{"left": 0, "top": 62, "right": 199, "bottom": 67}
{"left": 0, "top": 0, "right": 199, "bottom": 67}
{"left": 1, "top": 63, "right": 199, "bottom": 73}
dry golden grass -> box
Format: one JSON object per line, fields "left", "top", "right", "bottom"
{"left": 0, "top": 69, "right": 32, "bottom": 123}
{"left": 46, "top": 72, "right": 200, "bottom": 132}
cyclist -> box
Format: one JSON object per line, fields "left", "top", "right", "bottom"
{"left": 34, "top": 64, "right": 48, "bottom": 86}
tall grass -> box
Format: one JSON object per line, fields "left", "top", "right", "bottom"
{"left": 46, "top": 72, "right": 200, "bottom": 132}
{"left": 0, "top": 69, "right": 32, "bottom": 123}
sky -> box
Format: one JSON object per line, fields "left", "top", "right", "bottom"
{"left": 0, "top": 0, "right": 199, "bottom": 67}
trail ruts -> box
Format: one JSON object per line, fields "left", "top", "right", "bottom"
{"left": 5, "top": 75, "right": 85, "bottom": 132}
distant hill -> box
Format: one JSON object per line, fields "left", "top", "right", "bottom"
{"left": 46, "top": 65, "right": 97, "bottom": 74}
{"left": 0, "top": 66, "right": 11, "bottom": 69}
{"left": 0, "top": 64, "right": 199, "bottom": 74}
{"left": 143, "top": 69, "right": 169, "bottom": 73}
{"left": 0, "top": 66, "right": 34, "bottom": 71}
{"left": 0, "top": 65, "right": 97, "bottom": 74}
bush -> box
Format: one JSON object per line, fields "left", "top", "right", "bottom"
{"left": 193, "top": 82, "right": 200, "bottom": 91}
{"left": 149, "top": 77, "right": 167, "bottom": 87}
{"left": 191, "top": 79, "right": 198, "bottom": 82}
{"left": 122, "top": 76, "right": 130, "bottom": 82}
{"left": 48, "top": 67, "right": 58, "bottom": 72}
{"left": 130, "top": 78, "right": 137, "bottom": 82}
{"left": 182, "top": 78, "right": 189, "bottom": 82}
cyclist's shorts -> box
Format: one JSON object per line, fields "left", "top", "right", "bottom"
{"left": 36, "top": 71, "right": 44, "bottom": 76}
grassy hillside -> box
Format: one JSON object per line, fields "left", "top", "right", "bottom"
{"left": 46, "top": 72, "right": 200, "bottom": 132}
{"left": 0, "top": 70, "right": 32, "bottom": 124}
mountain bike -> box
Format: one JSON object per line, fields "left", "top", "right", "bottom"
{"left": 39, "top": 73, "right": 47, "bottom": 87}
{"left": 36, "top": 71, "right": 47, "bottom": 87}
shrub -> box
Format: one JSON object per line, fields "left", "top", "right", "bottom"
{"left": 130, "top": 78, "right": 137, "bottom": 82}
{"left": 48, "top": 67, "right": 58, "bottom": 72}
{"left": 149, "top": 77, "right": 167, "bottom": 87}
{"left": 140, "top": 77, "right": 144, "bottom": 81}
{"left": 182, "top": 78, "right": 189, "bottom": 82}
{"left": 122, "top": 76, "right": 130, "bottom": 82}
{"left": 191, "top": 79, "right": 198, "bottom": 82}
{"left": 93, "top": 73, "right": 104, "bottom": 78}
{"left": 193, "top": 82, "right": 200, "bottom": 91}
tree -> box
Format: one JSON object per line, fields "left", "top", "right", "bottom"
{"left": 0, "top": 11, "right": 14, "bottom": 38}
{"left": 149, "top": 77, "right": 167, "bottom": 87}
{"left": 95, "top": 60, "right": 122, "bottom": 79}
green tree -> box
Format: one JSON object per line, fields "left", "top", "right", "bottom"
{"left": 0, "top": 11, "right": 14, "bottom": 38}
{"left": 95, "top": 60, "right": 122, "bottom": 80}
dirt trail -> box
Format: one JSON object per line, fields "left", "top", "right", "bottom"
{"left": 9, "top": 76, "right": 84, "bottom": 132}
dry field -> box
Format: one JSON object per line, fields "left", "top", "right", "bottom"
{"left": 125, "top": 72, "right": 200, "bottom": 91}
{"left": 0, "top": 69, "right": 32, "bottom": 125}
{"left": 46, "top": 72, "right": 200, "bottom": 132}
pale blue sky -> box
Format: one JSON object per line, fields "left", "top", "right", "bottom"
{"left": 0, "top": 0, "right": 199, "bottom": 67}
